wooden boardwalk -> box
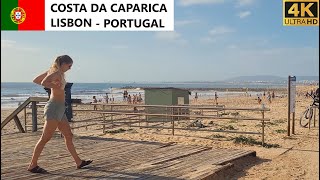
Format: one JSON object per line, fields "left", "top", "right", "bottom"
{"left": 1, "top": 132, "right": 256, "bottom": 180}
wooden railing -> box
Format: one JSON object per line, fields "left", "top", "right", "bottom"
{"left": 2, "top": 98, "right": 270, "bottom": 146}
{"left": 1, "top": 97, "right": 48, "bottom": 132}
{"left": 88, "top": 103, "right": 270, "bottom": 146}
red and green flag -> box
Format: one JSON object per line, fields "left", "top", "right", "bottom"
{"left": 1, "top": 0, "right": 45, "bottom": 31}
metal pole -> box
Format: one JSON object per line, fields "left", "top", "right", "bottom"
{"left": 292, "top": 112, "right": 295, "bottom": 134}
{"left": 287, "top": 76, "right": 291, "bottom": 136}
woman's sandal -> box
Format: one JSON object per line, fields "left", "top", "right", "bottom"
{"left": 28, "top": 166, "right": 48, "bottom": 173}
{"left": 77, "top": 160, "right": 93, "bottom": 169}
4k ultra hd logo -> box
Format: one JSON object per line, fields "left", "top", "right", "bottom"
{"left": 283, "top": 0, "right": 319, "bottom": 26}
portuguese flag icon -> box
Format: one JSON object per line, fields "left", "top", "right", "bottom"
{"left": 1, "top": 0, "right": 45, "bottom": 31}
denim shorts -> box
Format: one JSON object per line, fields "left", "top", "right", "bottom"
{"left": 44, "top": 100, "right": 68, "bottom": 121}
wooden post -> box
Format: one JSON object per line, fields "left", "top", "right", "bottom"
{"left": 165, "top": 107, "right": 167, "bottom": 125}
{"left": 24, "top": 107, "right": 27, "bottom": 132}
{"left": 287, "top": 76, "right": 291, "bottom": 136}
{"left": 32, "top": 101, "right": 38, "bottom": 132}
{"left": 111, "top": 105, "right": 113, "bottom": 127}
{"left": 103, "top": 105, "right": 106, "bottom": 134}
{"left": 139, "top": 115, "right": 141, "bottom": 127}
{"left": 13, "top": 115, "right": 25, "bottom": 133}
{"left": 262, "top": 111, "right": 265, "bottom": 147}
{"left": 172, "top": 118, "right": 175, "bottom": 136}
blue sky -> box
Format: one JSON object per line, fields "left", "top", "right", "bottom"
{"left": 1, "top": 0, "right": 319, "bottom": 83}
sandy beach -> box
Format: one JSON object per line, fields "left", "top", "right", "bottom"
{"left": 1, "top": 85, "right": 319, "bottom": 180}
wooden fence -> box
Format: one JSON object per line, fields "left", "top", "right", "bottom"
{"left": 1, "top": 98, "right": 270, "bottom": 146}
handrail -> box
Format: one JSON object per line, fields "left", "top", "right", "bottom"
{"left": 1, "top": 97, "right": 48, "bottom": 130}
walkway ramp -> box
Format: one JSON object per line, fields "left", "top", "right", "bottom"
{"left": 1, "top": 132, "right": 256, "bottom": 180}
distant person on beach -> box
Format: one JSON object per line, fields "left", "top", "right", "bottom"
{"left": 138, "top": 92, "right": 142, "bottom": 103}
{"left": 29, "top": 55, "right": 92, "bottom": 173}
{"left": 104, "top": 93, "right": 109, "bottom": 104}
{"left": 194, "top": 92, "right": 198, "bottom": 102}
{"left": 257, "top": 96, "right": 262, "bottom": 104}
{"left": 123, "top": 90, "right": 128, "bottom": 101}
{"left": 267, "top": 93, "right": 272, "bottom": 104}
{"left": 214, "top": 92, "right": 218, "bottom": 105}
{"left": 92, "top": 96, "right": 98, "bottom": 110}
{"left": 128, "top": 94, "right": 132, "bottom": 104}
{"left": 272, "top": 91, "right": 275, "bottom": 99}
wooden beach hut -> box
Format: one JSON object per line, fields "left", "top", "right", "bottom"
{"left": 144, "top": 87, "right": 190, "bottom": 121}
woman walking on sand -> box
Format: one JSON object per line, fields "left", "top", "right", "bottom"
{"left": 28, "top": 55, "right": 92, "bottom": 173}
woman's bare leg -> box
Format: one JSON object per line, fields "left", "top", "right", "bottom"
{"left": 28, "top": 120, "right": 59, "bottom": 170}
{"left": 57, "top": 121, "right": 82, "bottom": 166}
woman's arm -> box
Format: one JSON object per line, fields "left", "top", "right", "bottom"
{"left": 40, "top": 72, "right": 61, "bottom": 89}
{"left": 33, "top": 71, "right": 48, "bottom": 85}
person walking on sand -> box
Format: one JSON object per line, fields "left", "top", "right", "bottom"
{"left": 267, "top": 92, "right": 272, "bottom": 104}
{"left": 194, "top": 92, "right": 198, "bottom": 102}
{"left": 214, "top": 92, "right": 218, "bottom": 105}
{"left": 92, "top": 96, "right": 98, "bottom": 110}
{"left": 29, "top": 55, "right": 92, "bottom": 173}
{"left": 257, "top": 96, "right": 262, "bottom": 104}
{"left": 104, "top": 93, "right": 109, "bottom": 104}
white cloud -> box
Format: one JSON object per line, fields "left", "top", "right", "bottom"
{"left": 111, "top": 45, "right": 128, "bottom": 49}
{"left": 1, "top": 40, "right": 16, "bottom": 48}
{"left": 1, "top": 39, "right": 39, "bottom": 52}
{"left": 201, "top": 26, "right": 235, "bottom": 43}
{"left": 155, "top": 31, "right": 182, "bottom": 41}
{"left": 209, "top": 26, "right": 235, "bottom": 36}
{"left": 179, "top": 0, "right": 225, "bottom": 6}
{"left": 236, "top": 0, "right": 256, "bottom": 7}
{"left": 175, "top": 20, "right": 199, "bottom": 27}
{"left": 227, "top": 44, "right": 238, "bottom": 49}
{"left": 200, "top": 37, "right": 215, "bottom": 43}
{"left": 155, "top": 31, "right": 188, "bottom": 46}
{"left": 238, "top": 11, "right": 251, "bottom": 18}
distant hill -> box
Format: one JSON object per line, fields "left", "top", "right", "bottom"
{"left": 296, "top": 76, "right": 319, "bottom": 81}
{"left": 225, "top": 75, "right": 285, "bottom": 82}
{"left": 226, "top": 75, "right": 319, "bottom": 82}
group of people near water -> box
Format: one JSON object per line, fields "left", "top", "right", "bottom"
{"left": 91, "top": 91, "right": 143, "bottom": 106}
{"left": 257, "top": 91, "right": 275, "bottom": 104}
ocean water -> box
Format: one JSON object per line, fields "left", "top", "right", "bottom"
{"left": 1, "top": 82, "right": 287, "bottom": 109}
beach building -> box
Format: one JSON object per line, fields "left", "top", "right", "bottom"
{"left": 144, "top": 88, "right": 190, "bottom": 121}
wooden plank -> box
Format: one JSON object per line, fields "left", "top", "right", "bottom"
{"left": 3, "top": 141, "right": 144, "bottom": 179}
{"left": 1, "top": 133, "right": 257, "bottom": 180}
{"left": 151, "top": 147, "right": 212, "bottom": 165}
{"left": 182, "top": 163, "right": 233, "bottom": 180}
{"left": 13, "top": 115, "right": 25, "bottom": 133}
